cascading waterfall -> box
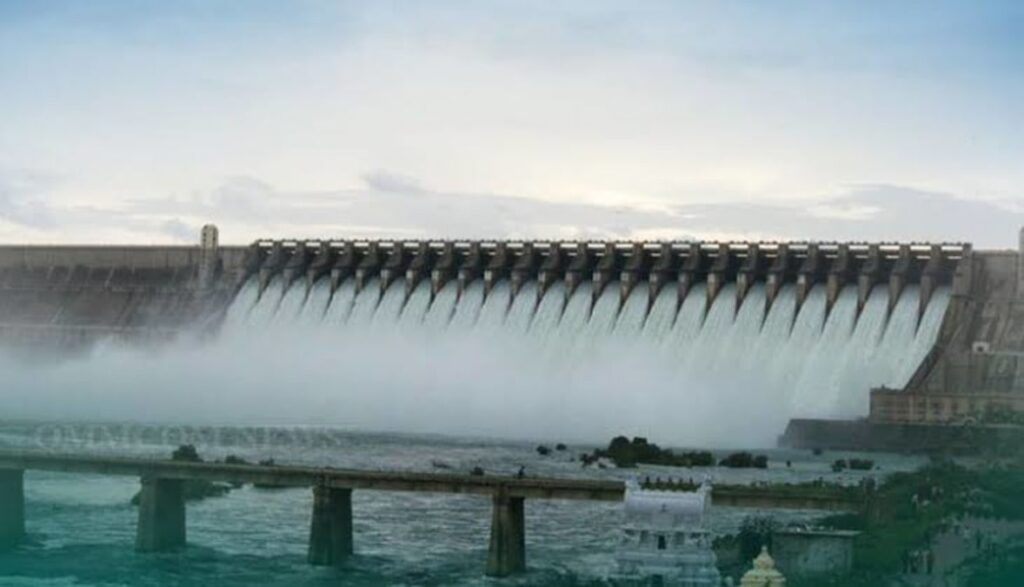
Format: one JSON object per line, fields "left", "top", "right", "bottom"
{"left": 530, "top": 282, "right": 568, "bottom": 354}
{"left": 612, "top": 283, "right": 650, "bottom": 337}
{"left": 546, "top": 281, "right": 594, "bottom": 358}
{"left": 220, "top": 273, "right": 951, "bottom": 436}
{"left": 348, "top": 279, "right": 383, "bottom": 327}
{"left": 642, "top": 287, "right": 679, "bottom": 342}
{"left": 506, "top": 282, "right": 540, "bottom": 334}
{"left": 297, "top": 281, "right": 331, "bottom": 325}
{"left": 475, "top": 281, "right": 512, "bottom": 332}
{"left": 426, "top": 283, "right": 463, "bottom": 331}
{"left": 665, "top": 282, "right": 710, "bottom": 353}
{"left": 0, "top": 238, "right": 970, "bottom": 449}
{"left": 398, "top": 282, "right": 432, "bottom": 327}
{"left": 324, "top": 281, "right": 357, "bottom": 324}
{"left": 271, "top": 278, "right": 309, "bottom": 326}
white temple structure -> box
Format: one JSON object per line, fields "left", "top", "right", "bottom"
{"left": 615, "top": 477, "right": 723, "bottom": 586}
{"left": 739, "top": 546, "right": 786, "bottom": 586}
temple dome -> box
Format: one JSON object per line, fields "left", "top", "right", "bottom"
{"left": 740, "top": 546, "right": 786, "bottom": 586}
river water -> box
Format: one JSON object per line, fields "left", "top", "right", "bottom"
{"left": 0, "top": 423, "right": 924, "bottom": 586}
{"left": 0, "top": 276, "right": 947, "bottom": 584}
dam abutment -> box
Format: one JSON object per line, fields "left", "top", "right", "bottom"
{"left": 0, "top": 240, "right": 252, "bottom": 352}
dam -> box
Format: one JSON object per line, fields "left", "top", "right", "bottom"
{"left": 1, "top": 225, "right": 1022, "bottom": 447}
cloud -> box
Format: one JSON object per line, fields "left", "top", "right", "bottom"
{"left": 1, "top": 168, "right": 1018, "bottom": 248}
{"left": 0, "top": 168, "right": 59, "bottom": 229}
{"left": 210, "top": 176, "right": 277, "bottom": 216}
{"left": 143, "top": 172, "right": 687, "bottom": 242}
{"left": 361, "top": 170, "right": 426, "bottom": 195}
{"left": 674, "top": 185, "right": 1022, "bottom": 248}
{"left": 122, "top": 173, "right": 1022, "bottom": 249}
{"left": 2, "top": 1, "right": 1020, "bottom": 249}
{"left": 158, "top": 218, "right": 196, "bottom": 242}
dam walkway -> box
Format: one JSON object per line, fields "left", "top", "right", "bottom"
{"left": 0, "top": 450, "right": 862, "bottom": 577}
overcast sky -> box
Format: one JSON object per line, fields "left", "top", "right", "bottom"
{"left": 1, "top": 1, "right": 1021, "bottom": 247}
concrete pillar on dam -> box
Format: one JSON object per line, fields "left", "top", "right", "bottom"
{"left": 198, "top": 224, "right": 219, "bottom": 290}
{"left": 619, "top": 243, "right": 649, "bottom": 302}
{"left": 858, "top": 244, "right": 882, "bottom": 314}
{"left": 796, "top": 243, "right": 822, "bottom": 311}
{"left": 593, "top": 243, "right": 620, "bottom": 302}
{"left": 920, "top": 245, "right": 944, "bottom": 315}
{"left": 330, "top": 242, "right": 357, "bottom": 292}
{"left": 511, "top": 242, "right": 540, "bottom": 296}
{"left": 826, "top": 245, "right": 852, "bottom": 314}
{"left": 484, "top": 242, "right": 512, "bottom": 295}
{"left": 306, "top": 242, "right": 335, "bottom": 289}
{"left": 486, "top": 491, "right": 526, "bottom": 577}
{"left": 429, "top": 242, "right": 456, "bottom": 295}
{"left": 258, "top": 241, "right": 289, "bottom": 296}
{"left": 0, "top": 469, "right": 25, "bottom": 551}
{"left": 308, "top": 485, "right": 354, "bottom": 566}
{"left": 136, "top": 477, "right": 186, "bottom": 553}
{"left": 565, "top": 243, "right": 594, "bottom": 298}
{"left": 736, "top": 244, "right": 763, "bottom": 308}
{"left": 457, "top": 242, "right": 484, "bottom": 294}
{"left": 355, "top": 242, "right": 382, "bottom": 293}
{"left": 282, "top": 241, "right": 313, "bottom": 289}
{"left": 404, "top": 242, "right": 432, "bottom": 297}
{"left": 649, "top": 243, "right": 677, "bottom": 304}
{"left": 766, "top": 244, "right": 792, "bottom": 311}
{"left": 889, "top": 245, "right": 912, "bottom": 314}
{"left": 380, "top": 241, "right": 411, "bottom": 293}
{"left": 706, "top": 243, "right": 734, "bottom": 306}
{"left": 538, "top": 242, "right": 566, "bottom": 298}
{"left": 678, "top": 243, "right": 705, "bottom": 307}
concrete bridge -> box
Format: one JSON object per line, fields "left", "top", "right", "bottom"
{"left": 0, "top": 450, "right": 863, "bottom": 577}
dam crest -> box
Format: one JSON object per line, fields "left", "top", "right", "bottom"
{"left": 244, "top": 238, "right": 967, "bottom": 328}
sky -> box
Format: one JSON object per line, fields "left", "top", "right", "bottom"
{"left": 0, "top": 1, "right": 1022, "bottom": 247}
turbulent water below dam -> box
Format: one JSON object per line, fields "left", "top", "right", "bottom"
{"left": 0, "top": 276, "right": 950, "bottom": 447}
{"left": 0, "top": 274, "right": 952, "bottom": 585}
{"left": 219, "top": 276, "right": 948, "bottom": 443}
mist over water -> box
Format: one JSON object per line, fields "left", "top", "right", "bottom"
{"left": 0, "top": 278, "right": 949, "bottom": 448}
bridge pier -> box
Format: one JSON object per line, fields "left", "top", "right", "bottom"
{"left": 486, "top": 491, "right": 526, "bottom": 577}
{"left": 308, "top": 485, "right": 353, "bottom": 566}
{"left": 135, "top": 477, "right": 186, "bottom": 552}
{"left": 0, "top": 469, "right": 25, "bottom": 550}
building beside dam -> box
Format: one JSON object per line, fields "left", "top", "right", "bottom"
{"left": 1, "top": 225, "right": 1022, "bottom": 446}
{"left": 871, "top": 232, "right": 1024, "bottom": 422}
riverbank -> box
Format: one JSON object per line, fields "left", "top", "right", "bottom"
{"left": 791, "top": 458, "right": 1024, "bottom": 586}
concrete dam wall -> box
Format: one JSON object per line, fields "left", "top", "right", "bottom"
{"left": 216, "top": 238, "right": 970, "bottom": 424}
{"left": 0, "top": 243, "right": 249, "bottom": 352}
{"left": 3, "top": 231, "right": 1021, "bottom": 436}
{"left": 0, "top": 238, "right": 971, "bottom": 345}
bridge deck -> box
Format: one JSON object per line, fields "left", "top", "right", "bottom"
{"left": 0, "top": 450, "right": 862, "bottom": 510}
{"left": 0, "top": 451, "right": 624, "bottom": 501}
